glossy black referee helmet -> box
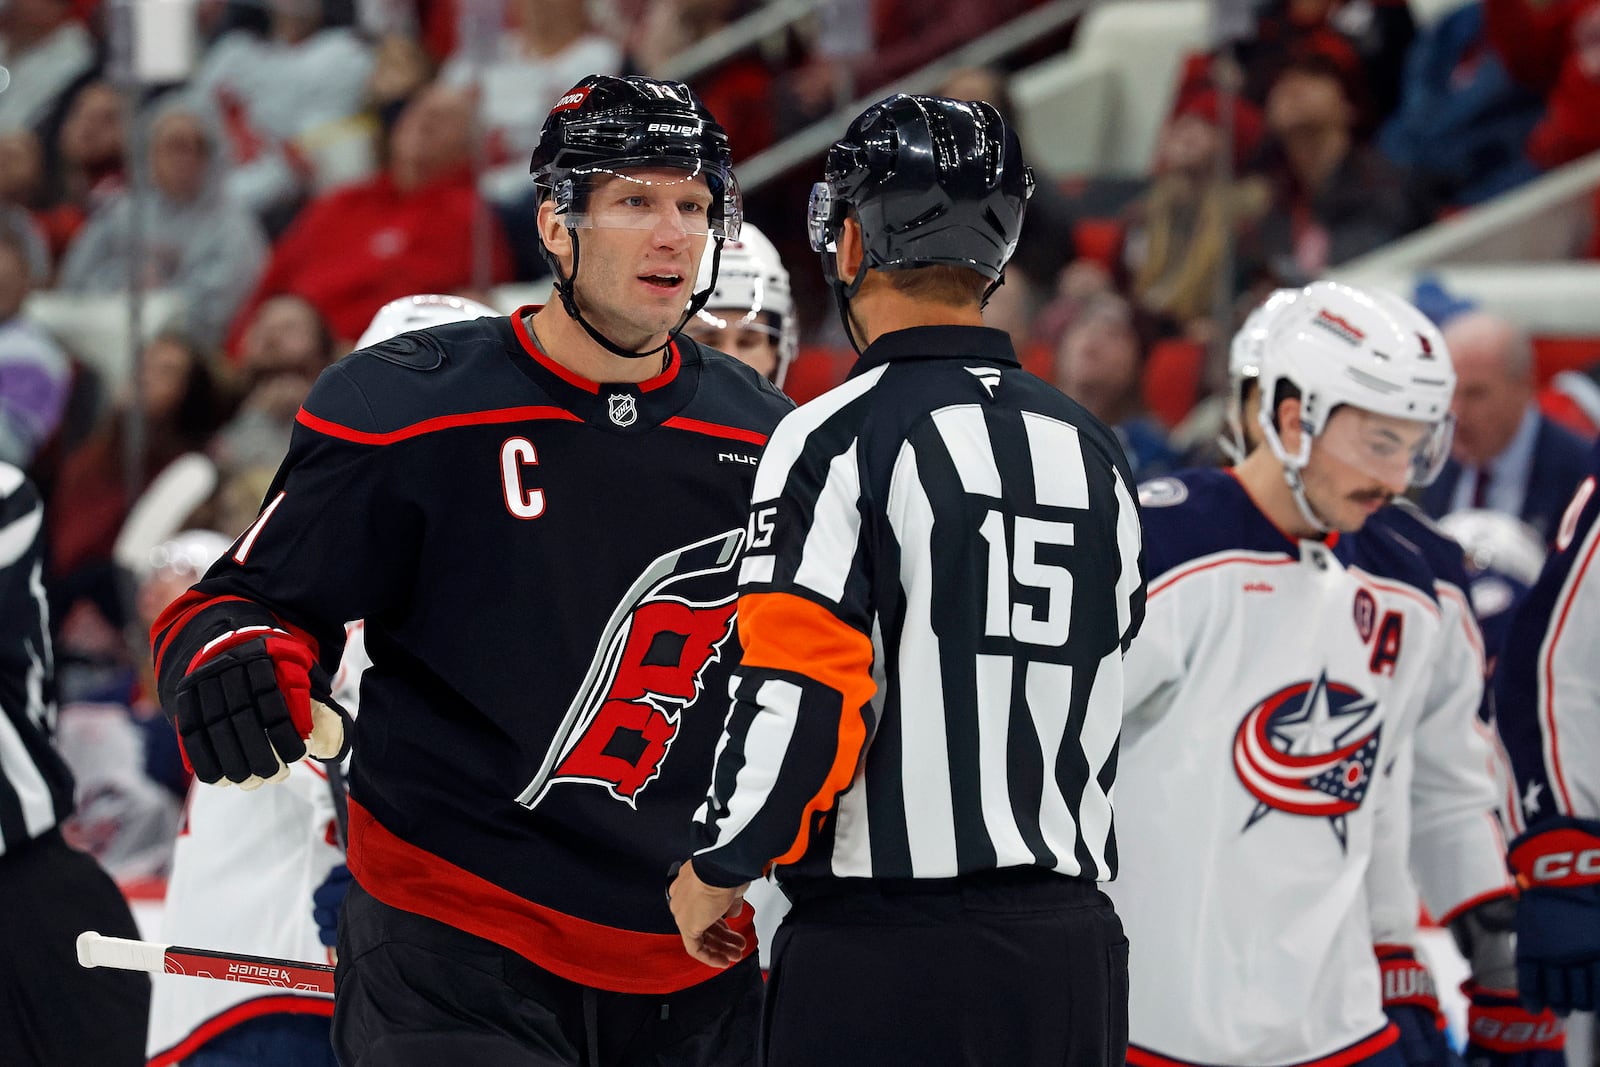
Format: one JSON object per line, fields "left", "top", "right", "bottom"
{"left": 807, "top": 93, "right": 1034, "bottom": 351}
{"left": 529, "top": 74, "right": 742, "bottom": 359}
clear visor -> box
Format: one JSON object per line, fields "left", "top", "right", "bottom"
{"left": 558, "top": 168, "right": 741, "bottom": 238}
{"left": 1315, "top": 407, "right": 1456, "bottom": 489}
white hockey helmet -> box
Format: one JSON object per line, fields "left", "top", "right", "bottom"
{"left": 143, "top": 528, "right": 234, "bottom": 583}
{"left": 692, "top": 223, "right": 798, "bottom": 387}
{"left": 1438, "top": 508, "right": 1548, "bottom": 587}
{"left": 1221, "top": 287, "right": 1301, "bottom": 462}
{"left": 1257, "top": 280, "right": 1456, "bottom": 491}
{"left": 356, "top": 294, "right": 501, "bottom": 350}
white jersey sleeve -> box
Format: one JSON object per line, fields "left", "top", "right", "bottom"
{"left": 1407, "top": 580, "right": 1512, "bottom": 922}
{"left": 1496, "top": 461, "right": 1600, "bottom": 826}
{"left": 1367, "top": 734, "right": 1421, "bottom": 948}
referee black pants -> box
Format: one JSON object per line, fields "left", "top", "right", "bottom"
{"left": 763, "top": 870, "right": 1128, "bottom": 1067}
{"left": 0, "top": 829, "right": 150, "bottom": 1067}
{"left": 333, "top": 883, "right": 762, "bottom": 1067}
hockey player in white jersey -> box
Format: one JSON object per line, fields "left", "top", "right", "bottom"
{"left": 681, "top": 222, "right": 798, "bottom": 389}
{"left": 1494, "top": 438, "right": 1600, "bottom": 1019}
{"left": 1114, "top": 282, "right": 1470, "bottom": 1067}
{"left": 147, "top": 296, "right": 494, "bottom": 1066}
{"left": 1216, "top": 285, "right": 1560, "bottom": 1066}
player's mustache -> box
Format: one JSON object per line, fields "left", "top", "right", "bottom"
{"left": 1349, "top": 489, "right": 1393, "bottom": 504}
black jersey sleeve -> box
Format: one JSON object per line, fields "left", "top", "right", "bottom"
{"left": 153, "top": 361, "right": 424, "bottom": 701}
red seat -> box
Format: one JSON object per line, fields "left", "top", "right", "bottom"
{"left": 1142, "top": 339, "right": 1205, "bottom": 429}
{"left": 784, "top": 346, "right": 855, "bottom": 405}
{"left": 1072, "top": 218, "right": 1124, "bottom": 272}
{"left": 1531, "top": 335, "right": 1600, "bottom": 388}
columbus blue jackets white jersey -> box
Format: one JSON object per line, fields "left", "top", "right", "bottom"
{"left": 1111, "top": 469, "right": 1445, "bottom": 1067}
{"left": 146, "top": 624, "right": 368, "bottom": 1065}
{"left": 1362, "top": 503, "right": 1513, "bottom": 921}
{"left": 151, "top": 312, "right": 791, "bottom": 994}
{"left": 1496, "top": 440, "right": 1600, "bottom": 829}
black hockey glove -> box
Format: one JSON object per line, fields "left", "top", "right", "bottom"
{"left": 171, "top": 626, "right": 335, "bottom": 787}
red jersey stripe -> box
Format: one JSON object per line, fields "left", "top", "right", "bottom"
{"left": 295, "top": 405, "right": 582, "bottom": 446}
{"left": 146, "top": 994, "right": 333, "bottom": 1067}
{"left": 507, "top": 305, "right": 684, "bottom": 394}
{"left": 1126, "top": 1022, "right": 1398, "bottom": 1067}
{"left": 661, "top": 416, "right": 769, "bottom": 446}
{"left": 344, "top": 798, "right": 755, "bottom": 994}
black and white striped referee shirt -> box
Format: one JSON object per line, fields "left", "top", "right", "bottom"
{"left": 0, "top": 463, "right": 71, "bottom": 858}
{"left": 690, "top": 325, "right": 1145, "bottom": 888}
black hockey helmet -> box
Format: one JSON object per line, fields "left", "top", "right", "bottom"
{"left": 530, "top": 74, "right": 741, "bottom": 238}
{"left": 806, "top": 94, "right": 1033, "bottom": 286}
{"left": 526, "top": 74, "right": 741, "bottom": 360}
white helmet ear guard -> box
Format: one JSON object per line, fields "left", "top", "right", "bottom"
{"left": 1255, "top": 281, "right": 1457, "bottom": 489}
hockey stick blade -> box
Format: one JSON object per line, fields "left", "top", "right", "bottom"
{"left": 77, "top": 931, "right": 335, "bottom": 994}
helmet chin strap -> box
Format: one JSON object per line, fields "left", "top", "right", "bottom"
{"left": 547, "top": 229, "right": 726, "bottom": 360}
{"left": 824, "top": 251, "right": 870, "bottom": 356}
{"left": 1281, "top": 465, "right": 1336, "bottom": 535}
{"left": 1260, "top": 409, "right": 1335, "bottom": 536}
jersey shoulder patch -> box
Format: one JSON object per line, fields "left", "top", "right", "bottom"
{"left": 304, "top": 317, "right": 548, "bottom": 436}
{"left": 1140, "top": 468, "right": 1295, "bottom": 580}
{"left": 1138, "top": 476, "right": 1188, "bottom": 509}
{"left": 365, "top": 331, "right": 445, "bottom": 372}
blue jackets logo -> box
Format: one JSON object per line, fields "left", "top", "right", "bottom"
{"left": 1232, "top": 671, "right": 1382, "bottom": 850}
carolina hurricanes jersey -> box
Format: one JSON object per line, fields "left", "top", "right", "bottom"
{"left": 1110, "top": 469, "right": 1446, "bottom": 1067}
{"left": 1363, "top": 503, "right": 1513, "bottom": 922}
{"left": 1496, "top": 440, "right": 1600, "bottom": 830}
{"left": 151, "top": 311, "right": 792, "bottom": 995}
{"left": 147, "top": 626, "right": 368, "bottom": 1064}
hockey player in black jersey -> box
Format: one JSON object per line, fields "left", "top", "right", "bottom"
{"left": 150, "top": 75, "right": 791, "bottom": 1066}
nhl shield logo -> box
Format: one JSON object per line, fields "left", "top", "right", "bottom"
{"left": 608, "top": 393, "right": 638, "bottom": 427}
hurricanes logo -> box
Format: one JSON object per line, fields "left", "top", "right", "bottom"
{"left": 517, "top": 530, "right": 742, "bottom": 809}
{"left": 1232, "top": 671, "right": 1382, "bottom": 850}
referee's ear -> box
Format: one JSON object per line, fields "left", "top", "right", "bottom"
{"left": 836, "top": 216, "right": 866, "bottom": 287}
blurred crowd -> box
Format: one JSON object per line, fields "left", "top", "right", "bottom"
{"left": 6, "top": 0, "right": 1600, "bottom": 882}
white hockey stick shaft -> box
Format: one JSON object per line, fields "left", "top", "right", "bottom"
{"left": 77, "top": 931, "right": 335, "bottom": 995}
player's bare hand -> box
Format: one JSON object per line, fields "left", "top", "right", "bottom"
{"left": 668, "top": 860, "right": 748, "bottom": 968}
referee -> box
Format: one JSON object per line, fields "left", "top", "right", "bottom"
{"left": 669, "top": 94, "right": 1146, "bottom": 1067}
{"left": 0, "top": 463, "right": 149, "bottom": 1065}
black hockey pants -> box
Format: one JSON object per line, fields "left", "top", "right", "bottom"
{"left": 332, "top": 883, "right": 761, "bottom": 1067}
{"left": 762, "top": 868, "right": 1129, "bottom": 1067}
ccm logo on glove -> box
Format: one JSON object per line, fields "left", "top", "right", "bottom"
{"left": 1510, "top": 827, "right": 1600, "bottom": 887}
